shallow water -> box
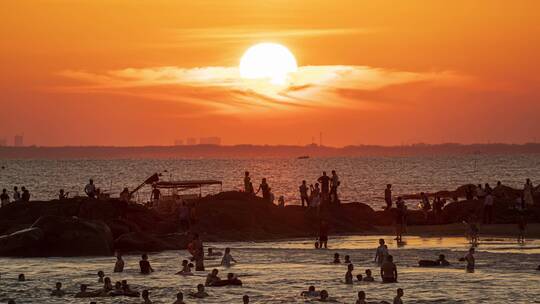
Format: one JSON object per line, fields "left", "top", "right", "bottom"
{"left": 1, "top": 235, "right": 539, "bottom": 304}
{"left": 1, "top": 155, "right": 539, "bottom": 209}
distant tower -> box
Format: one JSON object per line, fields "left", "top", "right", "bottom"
{"left": 14, "top": 135, "right": 24, "bottom": 147}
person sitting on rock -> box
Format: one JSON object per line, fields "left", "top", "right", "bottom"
{"left": 345, "top": 263, "right": 354, "bottom": 284}
{"left": 207, "top": 248, "right": 223, "bottom": 256}
{"left": 363, "top": 269, "right": 375, "bottom": 282}
{"left": 50, "top": 282, "right": 65, "bottom": 297}
{"left": 344, "top": 255, "right": 351, "bottom": 264}
{"left": 333, "top": 253, "right": 341, "bottom": 263}
{"left": 75, "top": 284, "right": 93, "bottom": 298}
{"left": 189, "top": 284, "right": 209, "bottom": 298}
{"left": 114, "top": 253, "right": 125, "bottom": 273}
{"left": 220, "top": 247, "right": 237, "bottom": 267}
{"left": 18, "top": 274, "right": 25, "bottom": 282}
{"left": 173, "top": 292, "right": 186, "bottom": 304}
{"left": 301, "top": 285, "right": 320, "bottom": 297}
{"left": 176, "top": 259, "right": 193, "bottom": 275}
{"left": 141, "top": 289, "right": 152, "bottom": 304}
{"left": 97, "top": 270, "right": 105, "bottom": 283}
{"left": 139, "top": 253, "right": 154, "bottom": 274}
{"left": 205, "top": 269, "right": 221, "bottom": 286}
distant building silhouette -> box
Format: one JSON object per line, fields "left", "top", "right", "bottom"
{"left": 14, "top": 135, "right": 24, "bottom": 147}
{"left": 174, "top": 139, "right": 184, "bottom": 146}
{"left": 186, "top": 138, "right": 198, "bottom": 145}
{"left": 200, "top": 137, "right": 221, "bottom": 145}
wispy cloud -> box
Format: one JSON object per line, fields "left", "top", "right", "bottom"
{"left": 57, "top": 65, "right": 469, "bottom": 114}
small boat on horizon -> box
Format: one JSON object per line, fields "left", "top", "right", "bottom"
{"left": 297, "top": 155, "right": 310, "bottom": 159}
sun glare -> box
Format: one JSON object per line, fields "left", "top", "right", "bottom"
{"left": 239, "top": 43, "right": 298, "bottom": 85}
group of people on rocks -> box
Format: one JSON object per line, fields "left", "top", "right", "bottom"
{"left": 299, "top": 170, "right": 341, "bottom": 208}
{"left": 0, "top": 186, "right": 30, "bottom": 207}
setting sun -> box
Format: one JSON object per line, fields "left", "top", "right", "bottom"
{"left": 239, "top": 43, "right": 298, "bottom": 85}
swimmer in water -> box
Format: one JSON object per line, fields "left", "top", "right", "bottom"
{"left": 207, "top": 248, "right": 223, "bottom": 256}
{"left": 177, "top": 259, "right": 193, "bottom": 275}
{"left": 381, "top": 255, "right": 398, "bottom": 283}
{"left": 114, "top": 253, "right": 124, "bottom": 273}
{"left": 141, "top": 289, "right": 152, "bottom": 304}
{"left": 363, "top": 269, "right": 374, "bottom": 282}
{"left": 189, "top": 284, "right": 209, "bottom": 298}
{"left": 345, "top": 263, "right": 354, "bottom": 284}
{"left": 205, "top": 268, "right": 221, "bottom": 286}
{"left": 317, "top": 290, "right": 338, "bottom": 302}
{"left": 243, "top": 294, "right": 250, "bottom": 304}
{"left": 109, "top": 281, "right": 124, "bottom": 296}
{"left": 438, "top": 254, "right": 450, "bottom": 266}
{"left": 301, "top": 285, "right": 320, "bottom": 297}
{"left": 463, "top": 248, "right": 475, "bottom": 272}
{"left": 173, "top": 292, "right": 186, "bottom": 304}
{"left": 333, "top": 253, "right": 341, "bottom": 263}
{"left": 356, "top": 291, "right": 367, "bottom": 304}
{"left": 221, "top": 247, "right": 237, "bottom": 267}
{"left": 393, "top": 288, "right": 404, "bottom": 304}
{"left": 122, "top": 280, "right": 140, "bottom": 297}
{"left": 356, "top": 274, "right": 363, "bottom": 281}
{"left": 344, "top": 255, "right": 351, "bottom": 264}
{"left": 226, "top": 272, "right": 243, "bottom": 286}
{"left": 139, "top": 253, "right": 154, "bottom": 274}
{"left": 75, "top": 284, "right": 93, "bottom": 298}
{"left": 102, "top": 277, "right": 113, "bottom": 292}
{"left": 18, "top": 274, "right": 25, "bottom": 282}
{"left": 50, "top": 282, "right": 65, "bottom": 297}
{"left": 97, "top": 270, "right": 105, "bottom": 283}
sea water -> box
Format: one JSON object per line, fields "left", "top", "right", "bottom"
{"left": 1, "top": 154, "right": 539, "bottom": 209}
{"left": 0, "top": 235, "right": 539, "bottom": 303}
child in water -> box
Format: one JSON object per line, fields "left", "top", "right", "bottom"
{"left": 139, "top": 253, "right": 154, "bottom": 274}
{"left": 97, "top": 270, "right": 105, "bottom": 283}
{"left": 114, "top": 253, "right": 124, "bottom": 273}
{"left": 301, "top": 285, "right": 320, "bottom": 297}
{"left": 393, "top": 288, "right": 404, "bottom": 304}
{"left": 356, "top": 291, "right": 367, "bottom": 304}
{"left": 177, "top": 259, "right": 193, "bottom": 275}
{"left": 333, "top": 253, "right": 341, "bottom": 263}
{"left": 173, "top": 292, "right": 185, "bottom": 304}
{"left": 50, "top": 282, "right": 65, "bottom": 297}
{"left": 344, "top": 255, "right": 351, "bottom": 264}
{"left": 18, "top": 274, "right": 25, "bottom": 282}
{"left": 141, "top": 289, "right": 152, "bottom": 304}
{"left": 363, "top": 269, "right": 374, "bottom": 282}
{"left": 221, "top": 247, "right": 237, "bottom": 267}
{"left": 189, "top": 284, "right": 209, "bottom": 298}
{"left": 345, "top": 263, "right": 354, "bottom": 284}
{"left": 243, "top": 295, "right": 250, "bottom": 304}
{"left": 464, "top": 248, "right": 475, "bottom": 272}
{"left": 356, "top": 274, "right": 363, "bottom": 281}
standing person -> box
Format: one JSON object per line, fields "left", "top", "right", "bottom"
{"left": 243, "top": 171, "right": 251, "bottom": 192}
{"left": 256, "top": 178, "right": 270, "bottom": 202}
{"left": 189, "top": 233, "right": 205, "bottom": 271}
{"left": 517, "top": 213, "right": 526, "bottom": 243}
{"left": 299, "top": 180, "right": 309, "bottom": 207}
{"left": 114, "top": 253, "right": 125, "bottom": 273}
{"left": 524, "top": 179, "right": 534, "bottom": 207}
{"left": 84, "top": 179, "right": 96, "bottom": 198}
{"left": 475, "top": 184, "right": 485, "bottom": 200}
{"left": 395, "top": 197, "right": 406, "bottom": 241}
{"left": 317, "top": 171, "right": 331, "bottom": 204}
{"left": 21, "top": 187, "right": 30, "bottom": 202}
{"left": 319, "top": 220, "right": 329, "bottom": 249}
{"left": 380, "top": 255, "right": 398, "bottom": 283}
{"left": 139, "top": 253, "right": 154, "bottom": 274}
{"left": 330, "top": 170, "right": 340, "bottom": 204}
{"left": 119, "top": 188, "right": 131, "bottom": 202}
{"left": 0, "top": 189, "right": 9, "bottom": 207}
{"left": 483, "top": 189, "right": 494, "bottom": 224}
{"left": 385, "top": 184, "right": 393, "bottom": 210}
{"left": 462, "top": 247, "right": 475, "bottom": 272}
{"left": 374, "top": 239, "right": 389, "bottom": 266}
{"left": 58, "top": 189, "right": 68, "bottom": 200}
{"left": 12, "top": 186, "right": 21, "bottom": 202}
{"left": 150, "top": 184, "right": 160, "bottom": 207}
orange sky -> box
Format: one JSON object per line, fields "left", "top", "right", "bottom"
{"left": 1, "top": 0, "right": 539, "bottom": 146}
